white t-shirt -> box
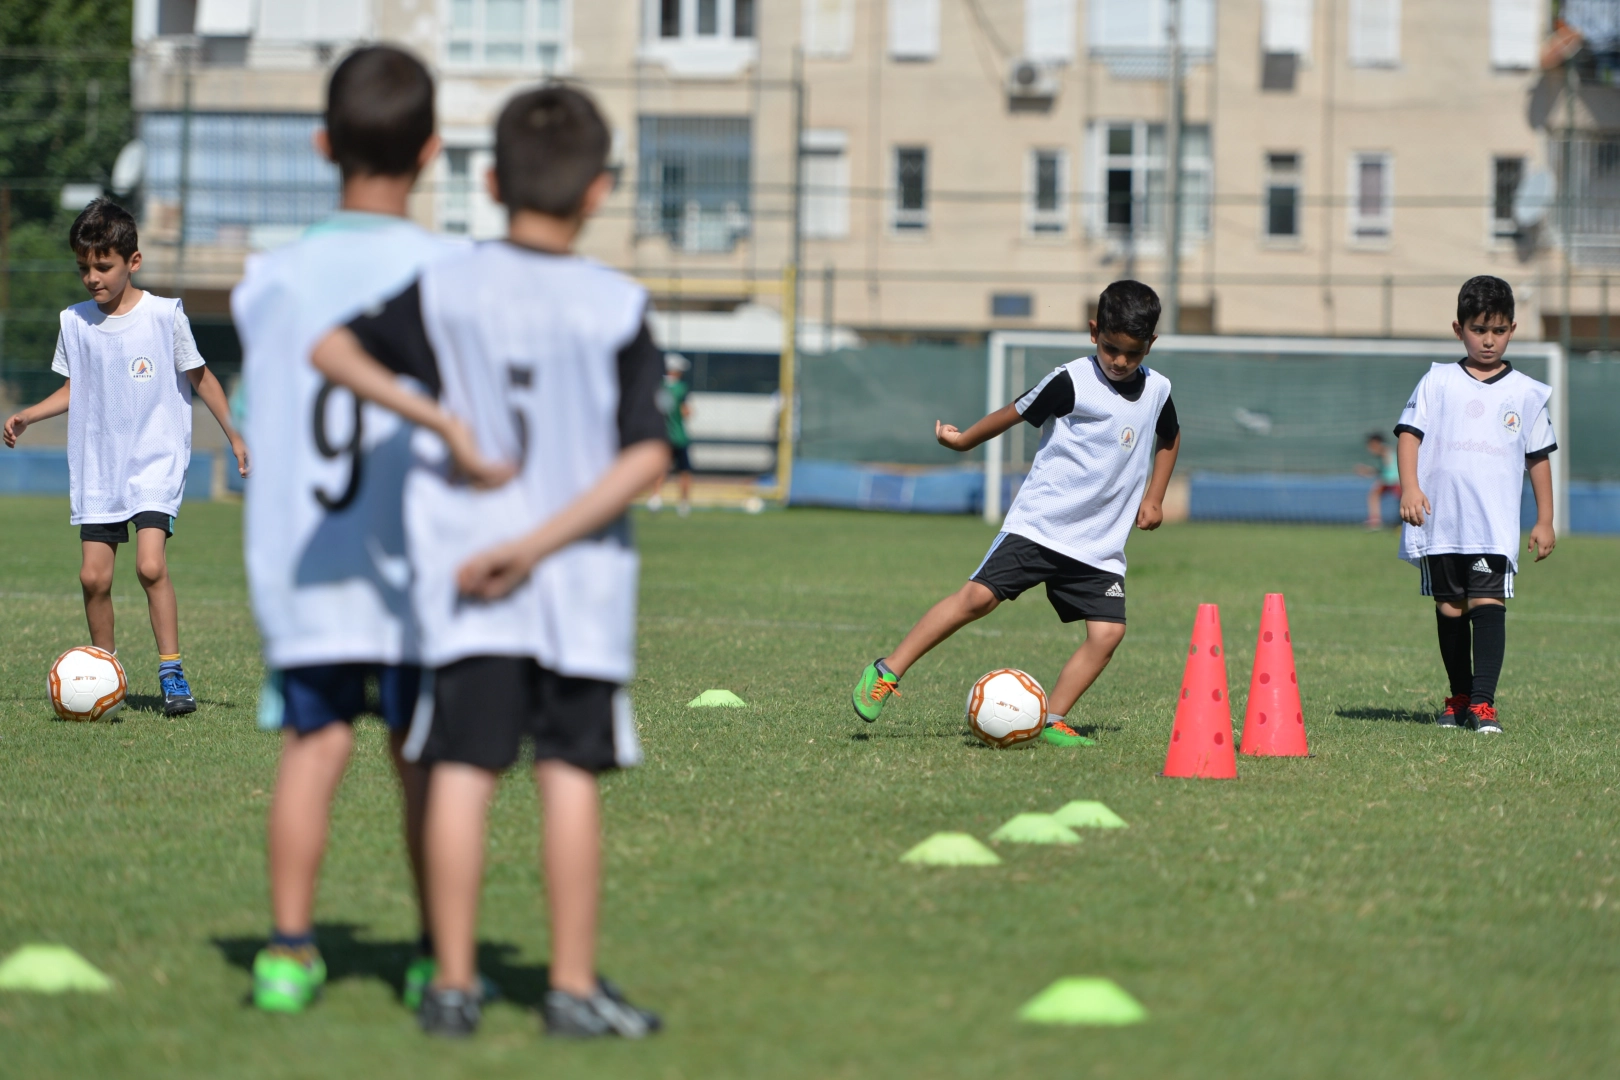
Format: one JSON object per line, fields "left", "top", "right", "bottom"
{"left": 1396, "top": 360, "right": 1556, "bottom": 572}
{"left": 51, "top": 293, "right": 204, "bottom": 524}
{"left": 232, "top": 213, "right": 460, "bottom": 669}
{"left": 1000, "top": 356, "right": 1176, "bottom": 576}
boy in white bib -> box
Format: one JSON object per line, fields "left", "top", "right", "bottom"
{"left": 1395, "top": 276, "right": 1556, "bottom": 734}
{"left": 3, "top": 199, "right": 247, "bottom": 715}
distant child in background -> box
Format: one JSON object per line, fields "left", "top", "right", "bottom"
{"left": 852, "top": 280, "right": 1180, "bottom": 746}
{"left": 2, "top": 198, "right": 248, "bottom": 715}
{"left": 646, "top": 352, "right": 693, "bottom": 516}
{"left": 1357, "top": 431, "right": 1401, "bottom": 528}
{"left": 1396, "top": 275, "right": 1556, "bottom": 734}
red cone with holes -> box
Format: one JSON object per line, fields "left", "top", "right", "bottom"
{"left": 1162, "top": 603, "right": 1237, "bottom": 779}
{"left": 1240, "top": 593, "right": 1309, "bottom": 756}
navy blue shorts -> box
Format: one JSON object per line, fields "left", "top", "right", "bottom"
{"left": 266, "top": 663, "right": 424, "bottom": 735}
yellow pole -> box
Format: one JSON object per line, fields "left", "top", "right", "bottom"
{"left": 775, "top": 264, "right": 797, "bottom": 502}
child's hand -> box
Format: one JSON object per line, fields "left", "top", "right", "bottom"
{"left": 230, "top": 435, "right": 251, "bottom": 478}
{"left": 1136, "top": 499, "right": 1164, "bottom": 531}
{"left": 441, "top": 416, "right": 518, "bottom": 490}
{"left": 1399, "top": 486, "right": 1430, "bottom": 527}
{"left": 1528, "top": 522, "right": 1556, "bottom": 562}
{"left": 456, "top": 537, "right": 536, "bottom": 601}
{"left": 3, "top": 412, "right": 28, "bottom": 448}
{"left": 935, "top": 420, "right": 966, "bottom": 451}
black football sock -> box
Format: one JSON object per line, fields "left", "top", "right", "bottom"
{"left": 1469, "top": 604, "right": 1506, "bottom": 706}
{"left": 1435, "top": 609, "right": 1472, "bottom": 697}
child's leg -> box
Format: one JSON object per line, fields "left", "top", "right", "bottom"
{"left": 1465, "top": 597, "right": 1506, "bottom": 706}
{"left": 425, "top": 762, "right": 497, "bottom": 992}
{"left": 677, "top": 468, "right": 693, "bottom": 507}
{"left": 134, "top": 527, "right": 180, "bottom": 656}
{"left": 1047, "top": 619, "right": 1127, "bottom": 717}
{"left": 886, "top": 581, "right": 1001, "bottom": 676}
{"left": 534, "top": 759, "right": 600, "bottom": 997}
{"left": 1434, "top": 599, "right": 1472, "bottom": 698}
{"left": 387, "top": 730, "right": 431, "bottom": 928}
{"left": 1366, "top": 484, "right": 1381, "bottom": 526}
{"left": 267, "top": 724, "right": 355, "bottom": 936}
{"left": 79, "top": 541, "right": 118, "bottom": 651}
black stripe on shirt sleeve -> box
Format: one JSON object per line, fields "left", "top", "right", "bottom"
{"left": 1019, "top": 369, "right": 1076, "bottom": 428}
{"left": 1393, "top": 423, "right": 1424, "bottom": 441}
{"left": 617, "top": 318, "right": 670, "bottom": 449}
{"left": 345, "top": 282, "right": 441, "bottom": 398}
{"left": 1155, "top": 394, "right": 1179, "bottom": 445}
{"left": 1526, "top": 442, "right": 1557, "bottom": 461}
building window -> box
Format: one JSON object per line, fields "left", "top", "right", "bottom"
{"left": 801, "top": 130, "right": 850, "bottom": 240}
{"left": 889, "top": 0, "right": 940, "bottom": 60}
{"left": 1261, "top": 52, "right": 1298, "bottom": 91}
{"left": 448, "top": 0, "right": 566, "bottom": 70}
{"left": 804, "top": 0, "right": 855, "bottom": 57}
{"left": 1350, "top": 152, "right": 1393, "bottom": 240}
{"left": 1556, "top": 133, "right": 1620, "bottom": 266}
{"left": 991, "top": 293, "right": 1034, "bottom": 318}
{"left": 1348, "top": 0, "right": 1400, "bottom": 68}
{"left": 893, "top": 146, "right": 928, "bottom": 231}
{"left": 1490, "top": 0, "right": 1538, "bottom": 70}
{"left": 1265, "top": 152, "right": 1301, "bottom": 239}
{"left": 1088, "top": 0, "right": 1214, "bottom": 76}
{"left": 1492, "top": 156, "right": 1524, "bottom": 238}
{"left": 636, "top": 116, "right": 752, "bottom": 253}
{"left": 1028, "top": 149, "right": 1068, "bottom": 235}
{"left": 656, "top": 0, "right": 754, "bottom": 41}
{"left": 1091, "top": 120, "right": 1212, "bottom": 242}
{"left": 443, "top": 149, "right": 473, "bottom": 234}
{"left": 1024, "top": 0, "right": 1077, "bottom": 64}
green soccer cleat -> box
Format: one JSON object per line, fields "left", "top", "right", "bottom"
{"left": 851, "top": 660, "right": 901, "bottom": 723}
{"left": 1041, "top": 719, "right": 1096, "bottom": 747}
{"left": 253, "top": 946, "right": 326, "bottom": 1013}
{"left": 403, "top": 956, "right": 500, "bottom": 1011}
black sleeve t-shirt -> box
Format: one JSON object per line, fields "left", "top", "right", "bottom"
{"left": 1017, "top": 365, "right": 1180, "bottom": 446}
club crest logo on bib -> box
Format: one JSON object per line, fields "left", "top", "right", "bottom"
{"left": 1119, "top": 426, "right": 1136, "bottom": 449}
{"left": 1500, "top": 405, "right": 1522, "bottom": 434}
{"left": 128, "top": 356, "right": 155, "bottom": 382}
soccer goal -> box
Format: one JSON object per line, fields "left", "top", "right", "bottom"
{"left": 983, "top": 331, "right": 1569, "bottom": 534}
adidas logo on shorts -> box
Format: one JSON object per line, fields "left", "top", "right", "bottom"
{"left": 1104, "top": 582, "right": 1125, "bottom": 598}
{"left": 1472, "top": 558, "right": 1492, "bottom": 574}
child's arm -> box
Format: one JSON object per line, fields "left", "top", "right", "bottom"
{"left": 310, "top": 327, "right": 514, "bottom": 488}
{"left": 456, "top": 438, "right": 673, "bottom": 600}
{"left": 1526, "top": 454, "right": 1555, "bottom": 561}
{"left": 936, "top": 403, "right": 1022, "bottom": 453}
{"left": 187, "top": 367, "right": 251, "bottom": 477}
{"left": 1137, "top": 430, "right": 1181, "bottom": 530}
{"left": 1396, "top": 431, "right": 1429, "bottom": 526}
{"left": 3, "top": 381, "right": 71, "bottom": 448}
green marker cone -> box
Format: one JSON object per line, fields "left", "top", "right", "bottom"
{"left": 899, "top": 832, "right": 1002, "bottom": 866}
{"left": 0, "top": 945, "right": 113, "bottom": 993}
{"left": 687, "top": 689, "right": 747, "bottom": 707}
{"left": 1052, "top": 800, "right": 1128, "bottom": 829}
{"left": 990, "top": 813, "right": 1081, "bottom": 845}
{"left": 1018, "top": 978, "right": 1146, "bottom": 1026}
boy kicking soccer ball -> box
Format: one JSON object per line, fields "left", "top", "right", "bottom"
{"left": 1396, "top": 275, "right": 1556, "bottom": 734}
{"left": 3, "top": 198, "right": 247, "bottom": 715}
{"left": 312, "top": 84, "right": 668, "bottom": 1039}
{"left": 852, "top": 280, "right": 1180, "bottom": 745}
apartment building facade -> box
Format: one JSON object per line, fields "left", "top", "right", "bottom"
{"left": 128, "top": 0, "right": 1611, "bottom": 341}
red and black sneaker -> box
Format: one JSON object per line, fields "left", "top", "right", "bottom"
{"left": 1436, "top": 694, "right": 1470, "bottom": 728}
{"left": 1468, "top": 702, "right": 1503, "bottom": 734}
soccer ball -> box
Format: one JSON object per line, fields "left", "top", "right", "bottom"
{"left": 965, "top": 668, "right": 1047, "bottom": 748}
{"left": 48, "top": 646, "right": 127, "bottom": 722}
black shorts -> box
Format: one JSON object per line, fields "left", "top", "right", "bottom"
{"left": 416, "top": 656, "right": 636, "bottom": 774}
{"left": 1421, "top": 553, "right": 1512, "bottom": 601}
{"left": 81, "top": 511, "right": 173, "bottom": 544}
{"left": 670, "top": 445, "right": 693, "bottom": 474}
{"left": 971, "top": 532, "right": 1127, "bottom": 624}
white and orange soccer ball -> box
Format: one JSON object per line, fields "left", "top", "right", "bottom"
{"left": 965, "top": 668, "right": 1047, "bottom": 748}
{"left": 48, "top": 646, "right": 127, "bottom": 722}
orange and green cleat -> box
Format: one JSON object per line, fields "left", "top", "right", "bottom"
{"left": 1041, "top": 718, "right": 1096, "bottom": 747}
{"left": 851, "top": 660, "right": 900, "bottom": 723}
{"left": 253, "top": 945, "right": 326, "bottom": 1013}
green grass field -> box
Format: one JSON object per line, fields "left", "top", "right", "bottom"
{"left": 3, "top": 495, "right": 1619, "bottom": 1078}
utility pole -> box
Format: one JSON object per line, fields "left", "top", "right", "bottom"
{"left": 1560, "top": 59, "right": 1577, "bottom": 362}
{"left": 175, "top": 43, "right": 195, "bottom": 300}
{"left": 1164, "top": 0, "right": 1184, "bottom": 334}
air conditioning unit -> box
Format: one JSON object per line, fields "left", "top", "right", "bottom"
{"left": 1006, "top": 58, "right": 1059, "bottom": 101}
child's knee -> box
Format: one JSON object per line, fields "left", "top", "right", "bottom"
{"left": 1089, "top": 620, "right": 1127, "bottom": 651}
{"left": 79, "top": 563, "right": 113, "bottom": 595}
{"left": 960, "top": 581, "right": 1000, "bottom": 617}
{"left": 135, "top": 552, "right": 168, "bottom": 588}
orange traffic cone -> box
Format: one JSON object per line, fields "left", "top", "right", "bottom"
{"left": 1240, "top": 593, "right": 1308, "bottom": 757}
{"left": 1162, "top": 603, "right": 1237, "bottom": 779}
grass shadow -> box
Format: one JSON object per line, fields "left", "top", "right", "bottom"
{"left": 1334, "top": 706, "right": 1434, "bottom": 724}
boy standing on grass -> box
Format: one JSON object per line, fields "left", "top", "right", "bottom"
{"left": 311, "top": 84, "right": 668, "bottom": 1039}
{"left": 1357, "top": 432, "right": 1401, "bottom": 529}
{"left": 646, "top": 352, "right": 693, "bottom": 516}
{"left": 1396, "top": 275, "right": 1556, "bottom": 734}
{"left": 851, "top": 280, "right": 1180, "bottom": 746}
{"left": 231, "top": 47, "right": 484, "bottom": 1014}
{"left": 3, "top": 198, "right": 248, "bottom": 716}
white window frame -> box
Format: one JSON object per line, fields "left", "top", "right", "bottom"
{"left": 445, "top": 0, "right": 570, "bottom": 73}
{"left": 1489, "top": 0, "right": 1538, "bottom": 70}
{"left": 1024, "top": 0, "right": 1076, "bottom": 64}
{"left": 1262, "top": 151, "right": 1303, "bottom": 243}
{"left": 892, "top": 145, "right": 929, "bottom": 233}
{"left": 888, "top": 0, "right": 940, "bottom": 61}
{"left": 641, "top": 0, "right": 758, "bottom": 76}
{"left": 1086, "top": 120, "right": 1212, "bottom": 248}
{"left": 1491, "top": 155, "right": 1525, "bottom": 241}
{"left": 438, "top": 138, "right": 507, "bottom": 239}
{"left": 1026, "top": 148, "right": 1069, "bottom": 237}
{"left": 1347, "top": 0, "right": 1400, "bottom": 68}
{"left": 1262, "top": 0, "right": 1313, "bottom": 58}
{"left": 1088, "top": 0, "right": 1216, "bottom": 54}
{"left": 803, "top": 0, "right": 855, "bottom": 58}
{"left": 801, "top": 129, "right": 850, "bottom": 240}
{"left": 1348, "top": 151, "right": 1394, "bottom": 243}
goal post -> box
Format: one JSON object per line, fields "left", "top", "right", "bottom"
{"left": 983, "top": 331, "right": 1569, "bottom": 536}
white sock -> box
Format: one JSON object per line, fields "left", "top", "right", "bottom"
{"left": 1045, "top": 712, "right": 1066, "bottom": 727}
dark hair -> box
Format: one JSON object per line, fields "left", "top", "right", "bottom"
{"left": 1366, "top": 431, "right": 1388, "bottom": 445}
{"left": 494, "top": 84, "right": 611, "bottom": 216}
{"left": 325, "top": 46, "right": 435, "bottom": 178}
{"left": 69, "top": 197, "right": 139, "bottom": 259}
{"left": 1094, "top": 280, "right": 1162, "bottom": 342}
{"left": 1457, "top": 274, "right": 1515, "bottom": 324}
